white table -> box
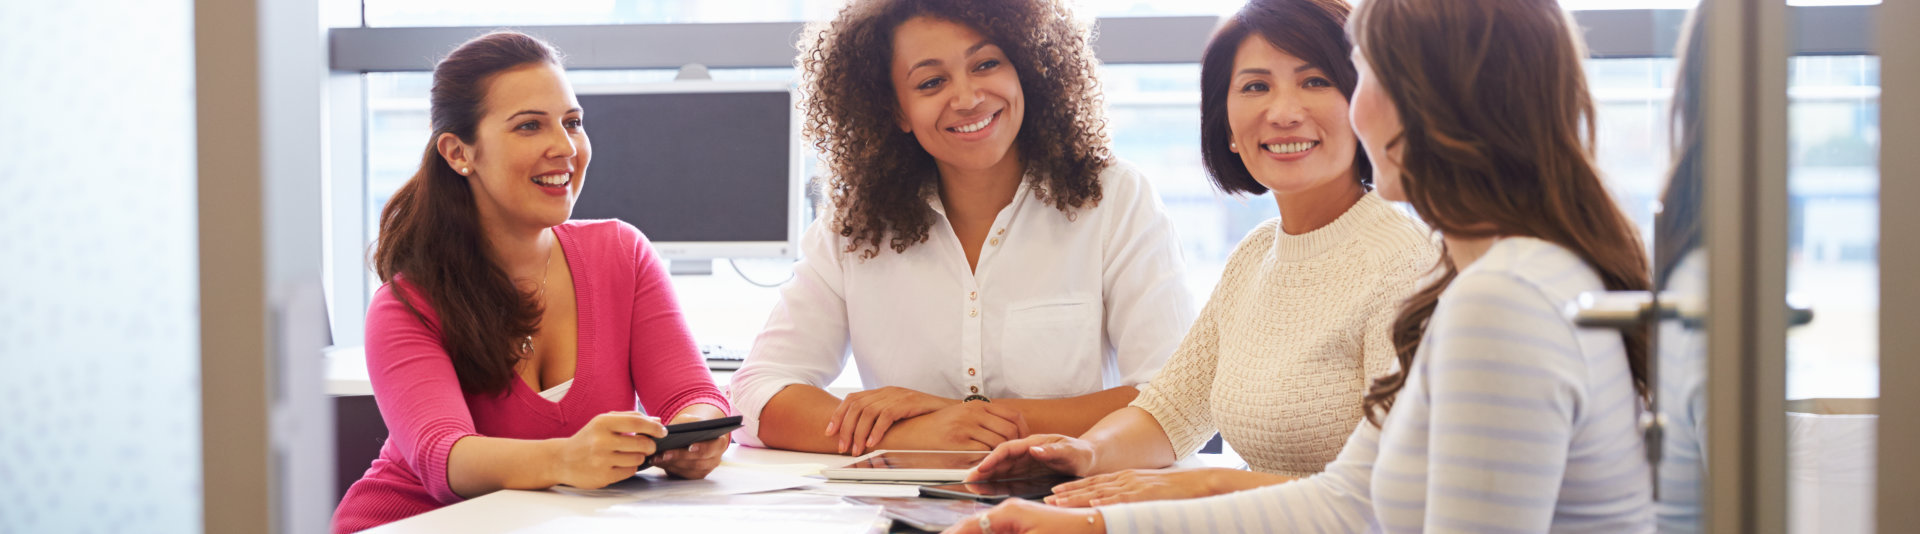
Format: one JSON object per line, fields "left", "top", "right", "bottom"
{"left": 359, "top": 444, "right": 1246, "bottom": 533}
{"left": 360, "top": 446, "right": 865, "bottom": 533}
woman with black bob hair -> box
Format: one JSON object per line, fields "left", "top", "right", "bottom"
{"left": 966, "top": 0, "right": 1436, "bottom": 511}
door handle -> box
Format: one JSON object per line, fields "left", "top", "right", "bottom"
{"left": 1567, "top": 289, "right": 1812, "bottom": 501}
{"left": 1565, "top": 290, "right": 1813, "bottom": 330}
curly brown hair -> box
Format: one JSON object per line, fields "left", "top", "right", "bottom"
{"left": 798, "top": 0, "right": 1114, "bottom": 259}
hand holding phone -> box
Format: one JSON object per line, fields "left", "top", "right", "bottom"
{"left": 553, "top": 412, "right": 667, "bottom": 490}
{"left": 650, "top": 415, "right": 743, "bottom": 453}
{"left": 648, "top": 414, "right": 741, "bottom": 480}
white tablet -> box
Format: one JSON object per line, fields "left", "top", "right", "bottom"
{"left": 819, "top": 450, "right": 991, "bottom": 482}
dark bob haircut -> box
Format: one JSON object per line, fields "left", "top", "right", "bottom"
{"left": 1199, "top": 0, "right": 1370, "bottom": 194}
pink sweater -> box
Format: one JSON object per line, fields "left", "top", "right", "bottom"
{"left": 332, "top": 220, "right": 731, "bottom": 533}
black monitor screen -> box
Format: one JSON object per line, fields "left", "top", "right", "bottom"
{"left": 571, "top": 89, "right": 792, "bottom": 244}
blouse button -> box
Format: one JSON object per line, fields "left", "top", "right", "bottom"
{"left": 969, "top": 291, "right": 977, "bottom": 301}
{"left": 969, "top": 309, "right": 978, "bottom": 318}
{"left": 968, "top": 368, "right": 977, "bottom": 376}
{"left": 996, "top": 228, "right": 1006, "bottom": 235}
{"left": 989, "top": 238, "right": 1001, "bottom": 246}
{"left": 970, "top": 385, "right": 980, "bottom": 394}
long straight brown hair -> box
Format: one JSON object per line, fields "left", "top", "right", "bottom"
{"left": 1352, "top": 0, "right": 1652, "bottom": 424}
{"left": 1655, "top": 6, "right": 1707, "bottom": 290}
{"left": 371, "top": 32, "right": 561, "bottom": 395}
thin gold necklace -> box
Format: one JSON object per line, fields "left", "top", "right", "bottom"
{"left": 518, "top": 230, "right": 555, "bottom": 356}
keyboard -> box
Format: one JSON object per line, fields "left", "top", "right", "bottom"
{"left": 699, "top": 344, "right": 748, "bottom": 371}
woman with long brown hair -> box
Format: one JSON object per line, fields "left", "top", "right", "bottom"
{"left": 944, "top": 0, "right": 1655, "bottom": 532}
{"left": 728, "top": 0, "right": 1196, "bottom": 456}
{"left": 332, "top": 31, "right": 732, "bottom": 533}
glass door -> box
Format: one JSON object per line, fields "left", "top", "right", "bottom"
{"left": 1638, "top": 1, "right": 1890, "bottom": 532}
{"left": 1781, "top": 4, "right": 1880, "bottom": 533}
{"left": 1572, "top": 0, "right": 1886, "bottom": 531}
{"left": 1647, "top": 4, "right": 1709, "bottom": 531}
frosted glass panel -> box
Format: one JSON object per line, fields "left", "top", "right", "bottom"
{"left": 0, "top": 0, "right": 201, "bottom": 532}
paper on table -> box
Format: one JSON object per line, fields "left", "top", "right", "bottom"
{"left": 620, "top": 493, "right": 850, "bottom": 507}
{"left": 510, "top": 505, "right": 885, "bottom": 534}
{"left": 720, "top": 459, "right": 830, "bottom": 477}
{"left": 796, "top": 481, "right": 926, "bottom": 498}
{"left": 548, "top": 465, "right": 815, "bottom": 501}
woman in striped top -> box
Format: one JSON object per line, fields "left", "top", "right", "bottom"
{"left": 944, "top": 0, "right": 1656, "bottom": 532}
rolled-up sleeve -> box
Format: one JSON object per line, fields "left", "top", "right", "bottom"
{"left": 363, "top": 282, "right": 481, "bottom": 505}
{"left": 726, "top": 216, "right": 854, "bottom": 446}
{"left": 622, "top": 225, "right": 731, "bottom": 420}
{"left": 1097, "top": 163, "right": 1197, "bottom": 386}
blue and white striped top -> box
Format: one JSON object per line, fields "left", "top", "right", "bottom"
{"left": 1101, "top": 237, "right": 1654, "bottom": 533}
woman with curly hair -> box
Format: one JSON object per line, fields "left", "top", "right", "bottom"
{"left": 948, "top": 0, "right": 1655, "bottom": 531}
{"left": 728, "top": 0, "right": 1197, "bottom": 455}
{"left": 963, "top": 0, "right": 1436, "bottom": 509}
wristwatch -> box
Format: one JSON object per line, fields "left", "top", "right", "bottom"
{"left": 962, "top": 394, "right": 991, "bottom": 403}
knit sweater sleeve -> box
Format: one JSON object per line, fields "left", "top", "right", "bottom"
{"left": 362, "top": 281, "right": 481, "bottom": 505}
{"left": 1129, "top": 222, "right": 1269, "bottom": 459}
{"left": 1129, "top": 295, "right": 1222, "bottom": 458}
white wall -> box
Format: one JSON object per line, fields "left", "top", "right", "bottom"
{"left": 0, "top": 1, "right": 201, "bottom": 532}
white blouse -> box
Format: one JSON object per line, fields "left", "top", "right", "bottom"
{"left": 728, "top": 161, "right": 1198, "bottom": 446}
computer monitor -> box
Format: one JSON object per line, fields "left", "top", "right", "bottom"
{"left": 571, "top": 81, "right": 803, "bottom": 263}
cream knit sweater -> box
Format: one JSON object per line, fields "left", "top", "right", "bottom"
{"left": 1131, "top": 192, "right": 1438, "bottom": 477}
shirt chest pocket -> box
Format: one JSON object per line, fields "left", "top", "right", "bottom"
{"left": 995, "top": 298, "right": 1104, "bottom": 398}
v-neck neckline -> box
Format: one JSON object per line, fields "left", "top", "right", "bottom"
{"left": 930, "top": 175, "right": 1033, "bottom": 280}
{"left": 512, "top": 224, "right": 589, "bottom": 419}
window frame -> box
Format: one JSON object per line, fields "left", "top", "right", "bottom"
{"left": 321, "top": 6, "right": 1879, "bottom": 346}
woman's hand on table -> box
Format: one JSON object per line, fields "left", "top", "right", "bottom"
{"left": 872, "top": 401, "right": 1030, "bottom": 453}
{"left": 967, "top": 434, "right": 1097, "bottom": 482}
{"left": 655, "top": 406, "right": 731, "bottom": 479}
{"left": 1043, "top": 467, "right": 1257, "bottom": 507}
{"left": 549, "top": 411, "right": 664, "bottom": 490}
{"left": 826, "top": 386, "right": 957, "bottom": 456}
{"left": 943, "top": 498, "right": 1105, "bottom": 534}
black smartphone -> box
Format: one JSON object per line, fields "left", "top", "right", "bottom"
{"left": 649, "top": 415, "right": 743, "bottom": 454}
{"left": 917, "top": 476, "right": 1076, "bottom": 503}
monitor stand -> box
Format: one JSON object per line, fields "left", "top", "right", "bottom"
{"left": 668, "top": 258, "right": 714, "bottom": 276}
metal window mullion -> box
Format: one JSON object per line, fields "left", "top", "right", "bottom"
{"left": 1749, "top": 1, "right": 1792, "bottom": 532}
{"left": 326, "top": 71, "right": 368, "bottom": 347}
{"left": 1701, "top": 0, "right": 1790, "bottom": 532}
{"left": 327, "top": 8, "right": 1875, "bottom": 73}
{"left": 1877, "top": 0, "right": 1920, "bottom": 531}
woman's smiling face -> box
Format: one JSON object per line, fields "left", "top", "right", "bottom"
{"left": 890, "top": 16, "right": 1026, "bottom": 173}
{"left": 1225, "top": 36, "right": 1360, "bottom": 196}
{"left": 441, "top": 62, "right": 591, "bottom": 232}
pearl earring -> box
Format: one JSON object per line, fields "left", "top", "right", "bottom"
{"left": 460, "top": 167, "right": 470, "bottom": 175}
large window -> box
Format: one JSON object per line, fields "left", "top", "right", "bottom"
{"left": 363, "top": 0, "right": 1251, "bottom": 27}
{"left": 1786, "top": 55, "right": 1880, "bottom": 399}
{"left": 359, "top": 0, "right": 1882, "bottom": 27}
{"left": 351, "top": 8, "right": 1880, "bottom": 383}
